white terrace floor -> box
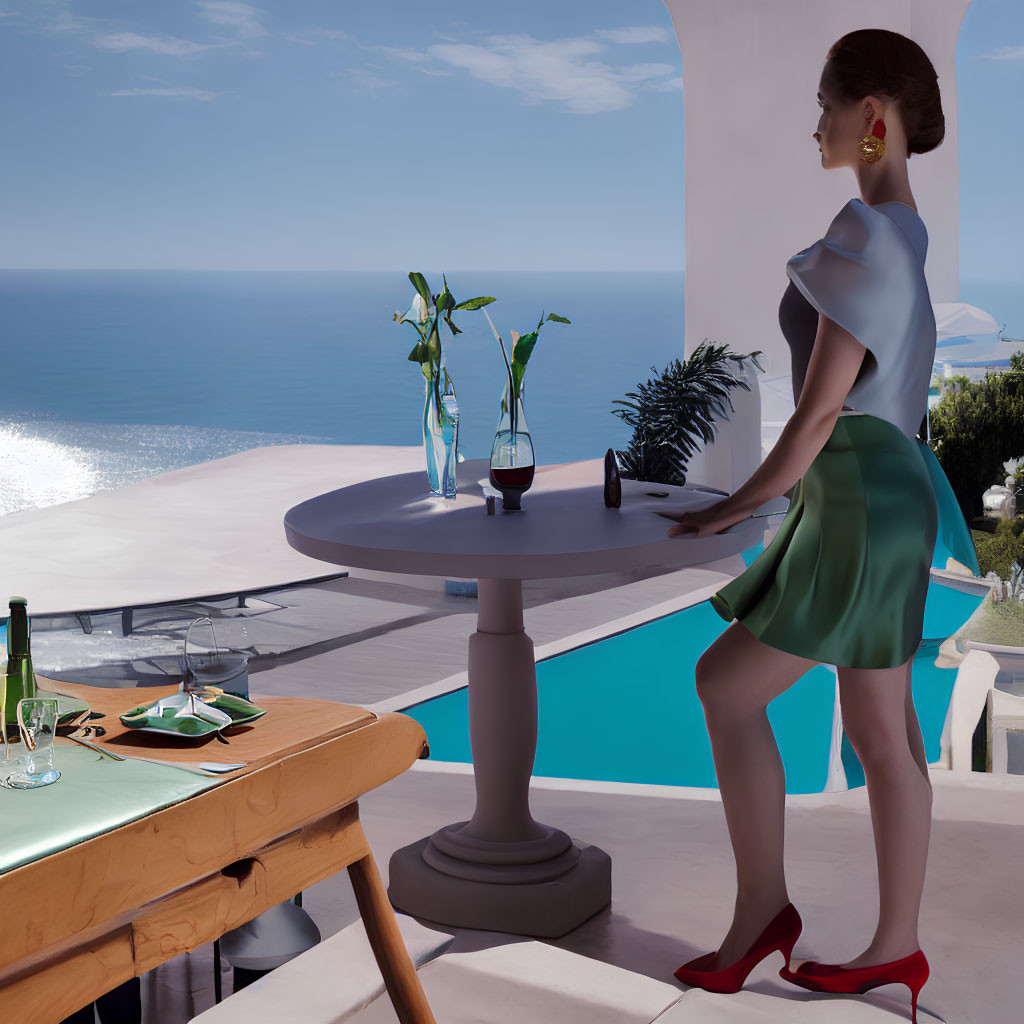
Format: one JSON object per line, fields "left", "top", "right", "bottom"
{"left": 3, "top": 446, "right": 1022, "bottom": 1024}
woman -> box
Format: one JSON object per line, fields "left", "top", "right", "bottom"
{"left": 663, "top": 29, "right": 974, "bottom": 1024}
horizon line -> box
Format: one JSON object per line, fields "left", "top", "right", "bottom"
{"left": 0, "top": 268, "right": 1017, "bottom": 288}
{"left": 0, "top": 266, "right": 688, "bottom": 274}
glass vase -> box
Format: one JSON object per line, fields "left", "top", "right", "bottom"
{"left": 489, "top": 380, "right": 535, "bottom": 511}
{"left": 441, "top": 392, "right": 460, "bottom": 501}
{"left": 423, "top": 374, "right": 459, "bottom": 498}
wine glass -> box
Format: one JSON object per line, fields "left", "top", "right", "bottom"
{"left": 0, "top": 674, "right": 9, "bottom": 764}
{"left": 4, "top": 698, "right": 60, "bottom": 789}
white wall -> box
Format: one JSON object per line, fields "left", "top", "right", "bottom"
{"left": 662, "top": 0, "right": 972, "bottom": 384}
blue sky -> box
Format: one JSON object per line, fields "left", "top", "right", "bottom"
{"left": 0, "top": 0, "right": 1020, "bottom": 277}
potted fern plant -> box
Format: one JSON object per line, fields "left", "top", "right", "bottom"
{"left": 611, "top": 340, "right": 764, "bottom": 486}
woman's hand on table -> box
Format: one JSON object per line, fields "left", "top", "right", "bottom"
{"left": 660, "top": 497, "right": 754, "bottom": 539}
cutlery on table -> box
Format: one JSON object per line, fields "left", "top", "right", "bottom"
{"left": 65, "top": 733, "right": 125, "bottom": 760}
{"left": 62, "top": 734, "right": 246, "bottom": 775}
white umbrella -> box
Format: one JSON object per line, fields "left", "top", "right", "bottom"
{"left": 934, "top": 337, "right": 1024, "bottom": 368}
{"left": 933, "top": 301, "right": 1002, "bottom": 341}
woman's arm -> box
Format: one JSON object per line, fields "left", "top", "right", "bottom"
{"left": 729, "top": 312, "right": 869, "bottom": 515}
{"left": 665, "top": 313, "right": 870, "bottom": 539}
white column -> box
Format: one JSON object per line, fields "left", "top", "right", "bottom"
{"left": 661, "top": 0, "right": 971, "bottom": 389}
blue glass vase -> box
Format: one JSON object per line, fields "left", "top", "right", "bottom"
{"left": 423, "top": 374, "right": 459, "bottom": 497}
{"left": 441, "top": 392, "right": 460, "bottom": 500}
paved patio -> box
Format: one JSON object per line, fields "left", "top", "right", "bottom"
{"left": 113, "top": 567, "right": 1019, "bottom": 1024}
{"left": 6, "top": 448, "right": 1018, "bottom": 1023}
{"left": 170, "top": 741, "right": 1022, "bottom": 1023}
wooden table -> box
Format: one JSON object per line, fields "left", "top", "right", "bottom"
{"left": 0, "top": 678, "right": 437, "bottom": 1024}
{"left": 284, "top": 457, "right": 776, "bottom": 938}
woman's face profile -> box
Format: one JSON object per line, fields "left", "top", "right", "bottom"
{"left": 815, "top": 77, "right": 860, "bottom": 169}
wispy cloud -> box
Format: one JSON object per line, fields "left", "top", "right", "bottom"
{"left": 194, "top": 1, "right": 268, "bottom": 40}
{"left": 30, "top": 0, "right": 260, "bottom": 58}
{"left": 374, "top": 45, "right": 426, "bottom": 63}
{"left": 372, "top": 30, "right": 681, "bottom": 114}
{"left": 331, "top": 67, "right": 400, "bottom": 91}
{"left": 646, "top": 75, "right": 683, "bottom": 91}
{"left": 284, "top": 27, "right": 352, "bottom": 46}
{"left": 975, "top": 45, "right": 1024, "bottom": 61}
{"left": 94, "top": 31, "right": 236, "bottom": 56}
{"left": 594, "top": 26, "right": 674, "bottom": 45}
{"left": 110, "top": 86, "right": 219, "bottom": 101}
{"left": 47, "top": 7, "right": 99, "bottom": 35}
{"left": 615, "top": 61, "right": 679, "bottom": 82}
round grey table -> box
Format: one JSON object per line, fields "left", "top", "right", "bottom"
{"left": 284, "top": 456, "right": 776, "bottom": 938}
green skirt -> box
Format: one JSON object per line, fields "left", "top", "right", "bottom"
{"left": 710, "top": 413, "right": 938, "bottom": 669}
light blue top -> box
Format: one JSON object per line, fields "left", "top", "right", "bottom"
{"left": 780, "top": 200, "right": 979, "bottom": 575}
{"left": 784, "top": 197, "right": 935, "bottom": 441}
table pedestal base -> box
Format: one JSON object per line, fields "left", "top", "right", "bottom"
{"left": 426, "top": 819, "right": 579, "bottom": 882}
{"left": 388, "top": 578, "right": 611, "bottom": 937}
{"left": 388, "top": 835, "right": 611, "bottom": 938}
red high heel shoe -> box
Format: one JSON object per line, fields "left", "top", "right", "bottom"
{"left": 673, "top": 902, "right": 802, "bottom": 994}
{"left": 779, "top": 949, "right": 929, "bottom": 1024}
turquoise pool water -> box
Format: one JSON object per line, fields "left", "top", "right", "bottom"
{"left": 402, "top": 541, "right": 985, "bottom": 794}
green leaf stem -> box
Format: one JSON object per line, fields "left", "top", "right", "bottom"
{"left": 510, "top": 331, "right": 538, "bottom": 397}
{"left": 505, "top": 311, "right": 570, "bottom": 401}
{"left": 408, "top": 271, "right": 431, "bottom": 305}
{"left": 453, "top": 296, "right": 497, "bottom": 311}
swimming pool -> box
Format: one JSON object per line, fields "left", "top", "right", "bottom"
{"left": 401, "top": 543, "right": 985, "bottom": 795}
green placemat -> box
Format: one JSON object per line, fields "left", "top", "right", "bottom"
{"left": 0, "top": 743, "right": 222, "bottom": 876}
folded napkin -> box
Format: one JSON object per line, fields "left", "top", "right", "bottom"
{"left": 120, "top": 690, "right": 266, "bottom": 737}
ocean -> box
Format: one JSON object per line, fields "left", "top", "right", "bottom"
{"left": 1, "top": 270, "right": 1020, "bottom": 517}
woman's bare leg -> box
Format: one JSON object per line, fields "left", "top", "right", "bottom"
{"left": 694, "top": 620, "right": 821, "bottom": 968}
{"left": 904, "top": 657, "right": 934, "bottom": 799}
{"left": 835, "top": 652, "right": 932, "bottom": 967}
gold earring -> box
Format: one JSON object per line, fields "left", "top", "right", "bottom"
{"left": 858, "top": 116, "right": 886, "bottom": 164}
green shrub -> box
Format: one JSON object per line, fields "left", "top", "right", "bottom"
{"left": 927, "top": 366, "right": 1024, "bottom": 519}
{"left": 972, "top": 519, "right": 1024, "bottom": 580}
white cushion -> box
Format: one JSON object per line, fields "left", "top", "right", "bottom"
{"left": 190, "top": 913, "right": 454, "bottom": 1024}
{"left": 349, "top": 937, "right": 683, "bottom": 1023}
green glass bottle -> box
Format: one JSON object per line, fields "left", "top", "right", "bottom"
{"left": 4, "top": 597, "right": 38, "bottom": 731}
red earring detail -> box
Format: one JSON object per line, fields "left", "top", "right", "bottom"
{"left": 871, "top": 119, "right": 886, "bottom": 140}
